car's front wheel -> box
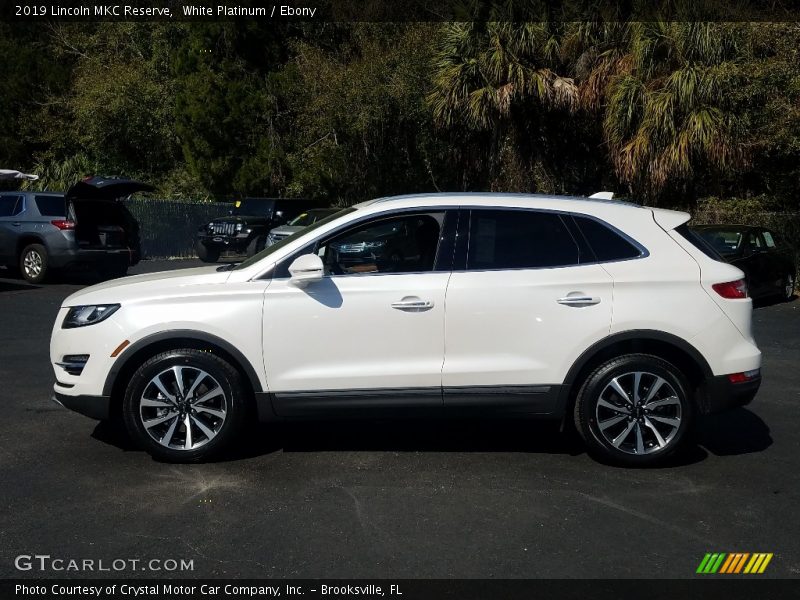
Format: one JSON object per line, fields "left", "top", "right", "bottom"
{"left": 122, "top": 349, "right": 248, "bottom": 462}
{"left": 573, "top": 354, "right": 694, "bottom": 466}
{"left": 195, "top": 241, "right": 220, "bottom": 263}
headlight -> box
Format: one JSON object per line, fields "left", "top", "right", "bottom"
{"left": 62, "top": 304, "right": 120, "bottom": 329}
{"left": 235, "top": 223, "right": 244, "bottom": 232}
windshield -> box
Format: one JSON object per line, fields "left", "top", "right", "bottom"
{"left": 694, "top": 227, "right": 743, "bottom": 256}
{"left": 234, "top": 207, "right": 356, "bottom": 270}
{"left": 289, "top": 212, "right": 314, "bottom": 227}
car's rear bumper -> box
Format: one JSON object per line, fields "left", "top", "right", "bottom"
{"left": 52, "top": 390, "right": 110, "bottom": 420}
{"left": 49, "top": 247, "right": 137, "bottom": 270}
{"left": 702, "top": 374, "right": 761, "bottom": 414}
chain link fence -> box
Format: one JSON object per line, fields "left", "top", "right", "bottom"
{"left": 123, "top": 199, "right": 233, "bottom": 259}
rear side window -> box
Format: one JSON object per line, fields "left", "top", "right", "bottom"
{"left": 677, "top": 224, "right": 724, "bottom": 261}
{"left": 35, "top": 195, "right": 66, "bottom": 217}
{"left": 467, "top": 209, "right": 580, "bottom": 270}
{"left": 0, "top": 195, "right": 23, "bottom": 217}
{"left": 571, "top": 215, "right": 642, "bottom": 261}
{"left": 763, "top": 230, "right": 777, "bottom": 248}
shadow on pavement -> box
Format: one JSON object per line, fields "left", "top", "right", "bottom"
{"left": 696, "top": 408, "right": 772, "bottom": 456}
{"left": 89, "top": 408, "right": 771, "bottom": 465}
{"left": 0, "top": 280, "right": 40, "bottom": 292}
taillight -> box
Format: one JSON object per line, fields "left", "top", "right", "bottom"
{"left": 712, "top": 279, "right": 748, "bottom": 299}
{"left": 51, "top": 220, "right": 75, "bottom": 230}
{"left": 728, "top": 369, "right": 760, "bottom": 383}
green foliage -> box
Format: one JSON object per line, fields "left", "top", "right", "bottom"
{"left": 1, "top": 20, "right": 798, "bottom": 210}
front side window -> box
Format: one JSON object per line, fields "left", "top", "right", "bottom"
{"left": 466, "top": 209, "right": 579, "bottom": 270}
{"left": 318, "top": 213, "right": 444, "bottom": 275}
{"left": 0, "top": 195, "right": 23, "bottom": 217}
{"left": 747, "top": 232, "right": 764, "bottom": 251}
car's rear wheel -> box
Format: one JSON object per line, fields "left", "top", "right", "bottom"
{"left": 122, "top": 349, "right": 247, "bottom": 462}
{"left": 573, "top": 354, "right": 694, "bottom": 466}
{"left": 20, "top": 243, "right": 49, "bottom": 284}
{"left": 195, "top": 242, "right": 220, "bottom": 263}
{"left": 784, "top": 272, "right": 795, "bottom": 301}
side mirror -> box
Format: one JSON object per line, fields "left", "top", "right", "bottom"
{"left": 288, "top": 253, "right": 324, "bottom": 287}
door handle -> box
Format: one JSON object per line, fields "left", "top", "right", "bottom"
{"left": 12, "top": 222, "right": 21, "bottom": 226}
{"left": 557, "top": 295, "right": 601, "bottom": 307}
{"left": 391, "top": 297, "right": 434, "bottom": 311}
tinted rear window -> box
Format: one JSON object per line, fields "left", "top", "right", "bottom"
{"left": 35, "top": 195, "right": 66, "bottom": 217}
{"left": 572, "top": 215, "right": 642, "bottom": 261}
{"left": 467, "top": 210, "right": 580, "bottom": 270}
{"left": 679, "top": 225, "right": 724, "bottom": 261}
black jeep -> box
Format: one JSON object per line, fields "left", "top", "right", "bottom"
{"left": 194, "top": 197, "right": 327, "bottom": 263}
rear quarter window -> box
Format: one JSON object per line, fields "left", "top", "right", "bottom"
{"left": 571, "top": 215, "right": 642, "bottom": 262}
{"left": 34, "top": 195, "right": 66, "bottom": 217}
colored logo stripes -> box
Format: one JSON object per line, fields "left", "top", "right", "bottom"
{"left": 697, "top": 553, "right": 773, "bottom": 574}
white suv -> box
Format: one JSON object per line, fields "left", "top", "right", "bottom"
{"left": 50, "top": 194, "right": 762, "bottom": 465}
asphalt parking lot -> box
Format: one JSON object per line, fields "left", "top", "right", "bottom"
{"left": 0, "top": 260, "right": 798, "bottom": 579}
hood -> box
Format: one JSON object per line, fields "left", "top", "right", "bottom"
{"left": 210, "top": 215, "right": 271, "bottom": 225}
{"left": 62, "top": 266, "right": 228, "bottom": 307}
{"left": 66, "top": 177, "right": 155, "bottom": 201}
{"left": 270, "top": 225, "right": 303, "bottom": 235}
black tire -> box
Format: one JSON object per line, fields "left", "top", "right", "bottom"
{"left": 19, "top": 243, "right": 50, "bottom": 284}
{"left": 573, "top": 354, "right": 694, "bottom": 466}
{"left": 783, "top": 272, "right": 796, "bottom": 301}
{"left": 122, "top": 349, "right": 248, "bottom": 462}
{"left": 196, "top": 241, "right": 220, "bottom": 263}
{"left": 247, "top": 235, "right": 266, "bottom": 258}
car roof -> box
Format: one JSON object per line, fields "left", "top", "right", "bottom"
{"left": 360, "top": 192, "right": 642, "bottom": 209}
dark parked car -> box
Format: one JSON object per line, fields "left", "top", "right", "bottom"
{"left": 693, "top": 224, "right": 796, "bottom": 300}
{"left": 195, "top": 197, "right": 327, "bottom": 263}
{"left": 0, "top": 177, "right": 151, "bottom": 283}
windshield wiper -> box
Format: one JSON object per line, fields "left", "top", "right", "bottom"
{"left": 216, "top": 263, "right": 239, "bottom": 272}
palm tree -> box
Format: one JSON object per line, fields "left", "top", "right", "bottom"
{"left": 574, "top": 21, "right": 747, "bottom": 204}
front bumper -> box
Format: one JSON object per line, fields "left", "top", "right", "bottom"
{"left": 702, "top": 374, "right": 761, "bottom": 414}
{"left": 52, "top": 390, "right": 110, "bottom": 420}
{"left": 196, "top": 232, "right": 251, "bottom": 249}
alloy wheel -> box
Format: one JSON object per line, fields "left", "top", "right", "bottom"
{"left": 139, "top": 366, "right": 228, "bottom": 451}
{"left": 23, "top": 250, "right": 43, "bottom": 279}
{"left": 594, "top": 371, "right": 682, "bottom": 455}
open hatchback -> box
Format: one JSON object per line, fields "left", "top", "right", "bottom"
{"left": 65, "top": 176, "right": 153, "bottom": 270}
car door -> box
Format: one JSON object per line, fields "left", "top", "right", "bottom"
{"left": 741, "top": 231, "right": 768, "bottom": 296}
{"left": 0, "top": 194, "right": 25, "bottom": 265}
{"left": 760, "top": 229, "right": 786, "bottom": 292}
{"left": 261, "top": 209, "right": 455, "bottom": 417}
{"left": 441, "top": 208, "right": 613, "bottom": 413}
